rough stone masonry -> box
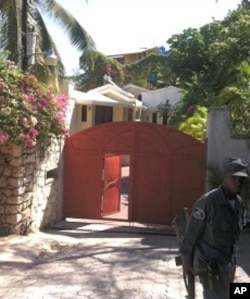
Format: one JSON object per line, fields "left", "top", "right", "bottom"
{"left": 0, "top": 138, "right": 63, "bottom": 236}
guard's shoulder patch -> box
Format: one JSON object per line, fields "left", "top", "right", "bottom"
{"left": 193, "top": 207, "right": 205, "bottom": 220}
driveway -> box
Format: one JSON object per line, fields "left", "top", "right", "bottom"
{"left": 0, "top": 221, "right": 249, "bottom": 299}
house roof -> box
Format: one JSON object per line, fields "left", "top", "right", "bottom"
{"left": 122, "top": 84, "right": 149, "bottom": 97}
{"left": 76, "top": 90, "right": 136, "bottom": 108}
{"left": 65, "top": 81, "right": 145, "bottom": 109}
{"left": 93, "top": 84, "right": 136, "bottom": 103}
{"left": 107, "top": 46, "right": 160, "bottom": 58}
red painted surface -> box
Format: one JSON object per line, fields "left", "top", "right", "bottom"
{"left": 101, "top": 154, "right": 121, "bottom": 216}
{"left": 63, "top": 122, "right": 207, "bottom": 225}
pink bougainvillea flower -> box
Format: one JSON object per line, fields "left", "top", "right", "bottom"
{"left": 20, "top": 133, "right": 37, "bottom": 148}
{"left": 21, "top": 94, "right": 29, "bottom": 101}
{"left": 55, "top": 94, "right": 68, "bottom": 112}
{"left": 37, "top": 119, "right": 45, "bottom": 126}
{"left": 0, "top": 59, "right": 69, "bottom": 148}
{"left": 0, "top": 80, "right": 5, "bottom": 89}
{"left": 25, "top": 138, "right": 36, "bottom": 148}
{"left": 40, "top": 97, "right": 48, "bottom": 108}
{"left": 0, "top": 132, "right": 9, "bottom": 145}
{"left": 61, "top": 127, "right": 69, "bottom": 135}
{"left": 55, "top": 111, "right": 65, "bottom": 122}
{"left": 29, "top": 128, "right": 39, "bottom": 138}
{"left": 28, "top": 94, "right": 35, "bottom": 103}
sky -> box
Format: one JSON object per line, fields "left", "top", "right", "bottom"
{"left": 47, "top": 0, "right": 242, "bottom": 75}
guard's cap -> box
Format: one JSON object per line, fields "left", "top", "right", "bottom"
{"left": 223, "top": 157, "right": 249, "bottom": 177}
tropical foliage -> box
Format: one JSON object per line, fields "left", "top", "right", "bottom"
{"left": 0, "top": 58, "right": 68, "bottom": 147}
{"left": 75, "top": 51, "right": 124, "bottom": 91}
{"left": 123, "top": 52, "right": 175, "bottom": 88}
{"left": 69, "top": 3, "right": 250, "bottom": 141}
{"left": 177, "top": 106, "right": 207, "bottom": 142}
{"left": 72, "top": 48, "right": 173, "bottom": 91}
{"left": 165, "top": 7, "right": 250, "bottom": 138}
{"left": 167, "top": 8, "right": 250, "bottom": 106}
{"left": 0, "top": 0, "right": 95, "bottom": 80}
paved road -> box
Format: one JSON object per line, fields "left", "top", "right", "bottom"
{"left": 0, "top": 221, "right": 249, "bottom": 299}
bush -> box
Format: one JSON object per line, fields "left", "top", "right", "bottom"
{"left": 0, "top": 59, "right": 68, "bottom": 147}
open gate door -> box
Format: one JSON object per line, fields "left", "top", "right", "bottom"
{"left": 101, "top": 154, "right": 122, "bottom": 216}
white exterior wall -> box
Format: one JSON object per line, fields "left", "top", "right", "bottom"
{"left": 60, "top": 80, "right": 140, "bottom": 133}
{"left": 70, "top": 104, "right": 134, "bottom": 133}
{"left": 113, "top": 106, "right": 124, "bottom": 121}
{"left": 69, "top": 104, "right": 93, "bottom": 134}
{"left": 142, "top": 86, "right": 183, "bottom": 109}
{"left": 141, "top": 86, "right": 183, "bottom": 124}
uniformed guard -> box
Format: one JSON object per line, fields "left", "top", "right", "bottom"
{"left": 180, "top": 157, "right": 249, "bottom": 299}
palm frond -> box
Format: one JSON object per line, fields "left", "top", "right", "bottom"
{"left": 0, "top": 0, "right": 94, "bottom": 79}
{"left": 0, "top": 1, "right": 20, "bottom": 64}
{"left": 37, "top": 0, "right": 96, "bottom": 52}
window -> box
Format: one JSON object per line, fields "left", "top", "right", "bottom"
{"left": 95, "top": 106, "right": 113, "bottom": 125}
{"left": 152, "top": 112, "right": 157, "bottom": 123}
{"left": 81, "top": 105, "right": 87, "bottom": 122}
{"left": 135, "top": 109, "right": 141, "bottom": 121}
{"left": 163, "top": 114, "right": 168, "bottom": 125}
{"left": 128, "top": 108, "right": 133, "bottom": 121}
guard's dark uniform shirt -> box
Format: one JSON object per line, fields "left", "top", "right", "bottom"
{"left": 180, "top": 185, "right": 243, "bottom": 275}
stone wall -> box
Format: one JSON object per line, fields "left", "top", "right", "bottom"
{"left": 0, "top": 138, "right": 64, "bottom": 236}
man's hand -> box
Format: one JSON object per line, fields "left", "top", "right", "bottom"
{"left": 182, "top": 258, "right": 193, "bottom": 274}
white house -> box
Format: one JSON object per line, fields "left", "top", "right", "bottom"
{"left": 141, "top": 86, "right": 183, "bottom": 124}
{"left": 122, "top": 84, "right": 183, "bottom": 125}
{"left": 60, "top": 80, "right": 145, "bottom": 134}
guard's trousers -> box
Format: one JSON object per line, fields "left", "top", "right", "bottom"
{"left": 198, "top": 261, "right": 235, "bottom": 299}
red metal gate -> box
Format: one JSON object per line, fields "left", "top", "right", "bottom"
{"left": 101, "top": 154, "right": 121, "bottom": 216}
{"left": 63, "top": 122, "right": 207, "bottom": 225}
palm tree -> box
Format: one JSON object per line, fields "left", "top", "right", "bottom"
{"left": 0, "top": 0, "right": 95, "bottom": 80}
